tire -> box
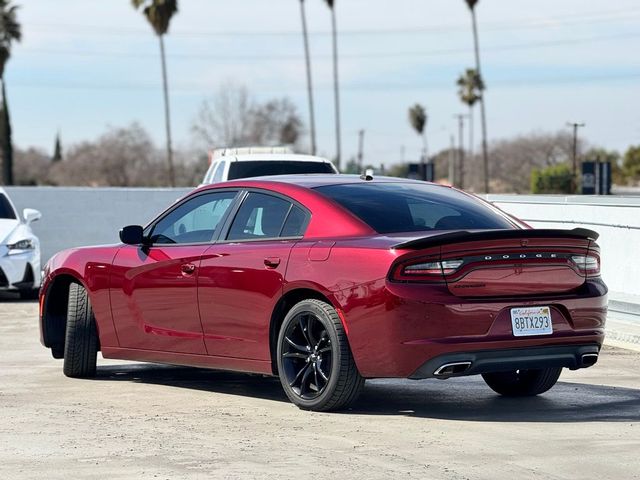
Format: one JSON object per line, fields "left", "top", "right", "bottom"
{"left": 482, "top": 367, "right": 562, "bottom": 397}
{"left": 19, "top": 288, "right": 39, "bottom": 300}
{"left": 51, "top": 346, "right": 64, "bottom": 359}
{"left": 63, "top": 283, "right": 98, "bottom": 378}
{"left": 276, "top": 299, "right": 364, "bottom": 411}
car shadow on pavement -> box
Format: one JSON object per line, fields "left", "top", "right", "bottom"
{"left": 351, "top": 377, "right": 640, "bottom": 422}
{"left": 94, "top": 363, "right": 640, "bottom": 422}
{"left": 95, "top": 363, "right": 289, "bottom": 404}
{"left": 0, "top": 291, "right": 37, "bottom": 303}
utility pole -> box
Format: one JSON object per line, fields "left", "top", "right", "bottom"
{"left": 299, "top": 0, "right": 317, "bottom": 155}
{"left": 567, "top": 121, "right": 585, "bottom": 193}
{"left": 449, "top": 134, "right": 456, "bottom": 186}
{"left": 454, "top": 114, "right": 467, "bottom": 189}
{"left": 357, "top": 129, "right": 365, "bottom": 171}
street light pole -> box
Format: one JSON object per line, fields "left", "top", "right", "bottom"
{"left": 567, "top": 121, "right": 585, "bottom": 193}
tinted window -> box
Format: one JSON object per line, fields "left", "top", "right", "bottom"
{"left": 281, "top": 205, "right": 308, "bottom": 237}
{"left": 315, "top": 183, "right": 514, "bottom": 234}
{"left": 228, "top": 161, "right": 335, "bottom": 180}
{"left": 227, "top": 192, "right": 294, "bottom": 240}
{"left": 0, "top": 194, "right": 16, "bottom": 219}
{"left": 150, "top": 191, "right": 237, "bottom": 244}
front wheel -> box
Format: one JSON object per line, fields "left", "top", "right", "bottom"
{"left": 276, "top": 299, "right": 364, "bottom": 411}
{"left": 63, "top": 283, "right": 98, "bottom": 378}
{"left": 482, "top": 367, "right": 562, "bottom": 396}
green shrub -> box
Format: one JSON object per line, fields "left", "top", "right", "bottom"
{"left": 531, "top": 163, "right": 574, "bottom": 194}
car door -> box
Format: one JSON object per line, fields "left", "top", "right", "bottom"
{"left": 110, "top": 190, "right": 238, "bottom": 354}
{"left": 198, "top": 191, "right": 310, "bottom": 360}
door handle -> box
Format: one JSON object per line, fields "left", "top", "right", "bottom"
{"left": 181, "top": 263, "right": 196, "bottom": 275}
{"left": 264, "top": 257, "right": 281, "bottom": 269}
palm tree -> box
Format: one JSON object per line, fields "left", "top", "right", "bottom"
{"left": 132, "top": 0, "right": 178, "bottom": 187}
{"left": 324, "top": 0, "right": 341, "bottom": 171}
{"left": 408, "top": 104, "right": 428, "bottom": 165}
{"left": 299, "top": 0, "right": 317, "bottom": 155}
{"left": 0, "top": 0, "right": 21, "bottom": 186}
{"left": 464, "top": 0, "right": 489, "bottom": 192}
{"left": 456, "top": 68, "right": 483, "bottom": 163}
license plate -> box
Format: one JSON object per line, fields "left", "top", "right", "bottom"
{"left": 510, "top": 306, "right": 553, "bottom": 337}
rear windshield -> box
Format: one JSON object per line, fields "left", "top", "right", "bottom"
{"left": 315, "top": 183, "right": 514, "bottom": 234}
{"left": 0, "top": 194, "right": 16, "bottom": 219}
{"left": 228, "top": 161, "right": 335, "bottom": 180}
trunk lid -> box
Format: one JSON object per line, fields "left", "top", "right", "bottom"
{"left": 393, "top": 228, "right": 598, "bottom": 298}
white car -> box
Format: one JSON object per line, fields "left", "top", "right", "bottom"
{"left": 0, "top": 188, "right": 42, "bottom": 299}
{"left": 201, "top": 147, "right": 338, "bottom": 185}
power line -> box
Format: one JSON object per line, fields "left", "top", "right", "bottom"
{"left": 24, "top": 7, "right": 640, "bottom": 38}
{"left": 9, "top": 71, "right": 640, "bottom": 94}
{"left": 16, "top": 31, "right": 640, "bottom": 63}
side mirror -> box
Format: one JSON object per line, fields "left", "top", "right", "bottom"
{"left": 119, "top": 225, "right": 145, "bottom": 245}
{"left": 23, "top": 208, "right": 42, "bottom": 224}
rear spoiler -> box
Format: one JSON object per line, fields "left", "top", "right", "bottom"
{"left": 393, "top": 228, "right": 599, "bottom": 250}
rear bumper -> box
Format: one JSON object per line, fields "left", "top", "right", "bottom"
{"left": 409, "top": 343, "right": 601, "bottom": 379}
{"left": 340, "top": 278, "right": 607, "bottom": 378}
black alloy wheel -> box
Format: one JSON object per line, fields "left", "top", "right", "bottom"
{"left": 281, "top": 311, "right": 332, "bottom": 400}
{"left": 276, "top": 299, "right": 364, "bottom": 411}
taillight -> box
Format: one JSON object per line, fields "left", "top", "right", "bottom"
{"left": 393, "top": 259, "right": 464, "bottom": 282}
{"left": 570, "top": 255, "right": 600, "bottom": 276}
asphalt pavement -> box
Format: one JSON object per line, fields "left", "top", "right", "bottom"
{"left": 1, "top": 295, "right": 639, "bottom": 480}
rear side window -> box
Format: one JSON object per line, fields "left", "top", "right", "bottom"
{"left": 228, "top": 161, "right": 335, "bottom": 180}
{"left": 315, "top": 183, "right": 514, "bottom": 234}
{"left": 227, "top": 193, "right": 308, "bottom": 240}
{"left": 0, "top": 194, "right": 16, "bottom": 219}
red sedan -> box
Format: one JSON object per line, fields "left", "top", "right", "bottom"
{"left": 39, "top": 175, "right": 606, "bottom": 411}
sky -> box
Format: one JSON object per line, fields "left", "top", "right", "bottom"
{"left": 7, "top": 0, "right": 640, "bottom": 169}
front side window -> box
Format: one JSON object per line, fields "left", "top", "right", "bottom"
{"left": 227, "top": 192, "right": 307, "bottom": 240}
{"left": 0, "top": 194, "right": 16, "bottom": 219}
{"left": 315, "top": 183, "right": 515, "bottom": 234}
{"left": 149, "top": 191, "right": 237, "bottom": 244}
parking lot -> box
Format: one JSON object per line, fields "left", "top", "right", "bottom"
{"left": 1, "top": 296, "right": 639, "bottom": 480}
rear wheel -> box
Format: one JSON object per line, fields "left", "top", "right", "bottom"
{"left": 482, "top": 367, "right": 562, "bottom": 396}
{"left": 276, "top": 299, "right": 364, "bottom": 411}
{"left": 63, "top": 283, "right": 98, "bottom": 378}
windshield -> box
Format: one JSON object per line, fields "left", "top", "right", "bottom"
{"left": 315, "top": 183, "right": 515, "bottom": 234}
{"left": 0, "top": 193, "right": 17, "bottom": 220}
{"left": 228, "top": 161, "right": 335, "bottom": 180}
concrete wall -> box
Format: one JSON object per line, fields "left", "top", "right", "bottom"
{"left": 5, "top": 187, "right": 190, "bottom": 264}
{"left": 5, "top": 187, "right": 640, "bottom": 298}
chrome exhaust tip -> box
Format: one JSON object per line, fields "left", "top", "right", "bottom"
{"left": 433, "top": 361, "right": 472, "bottom": 377}
{"left": 581, "top": 353, "right": 598, "bottom": 367}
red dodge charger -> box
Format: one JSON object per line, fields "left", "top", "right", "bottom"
{"left": 39, "top": 175, "right": 606, "bottom": 411}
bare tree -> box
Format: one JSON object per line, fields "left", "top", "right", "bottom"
{"left": 192, "top": 83, "right": 304, "bottom": 150}
{"left": 192, "top": 83, "right": 254, "bottom": 148}
{"left": 49, "top": 123, "right": 163, "bottom": 187}
{"left": 464, "top": 130, "right": 582, "bottom": 193}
